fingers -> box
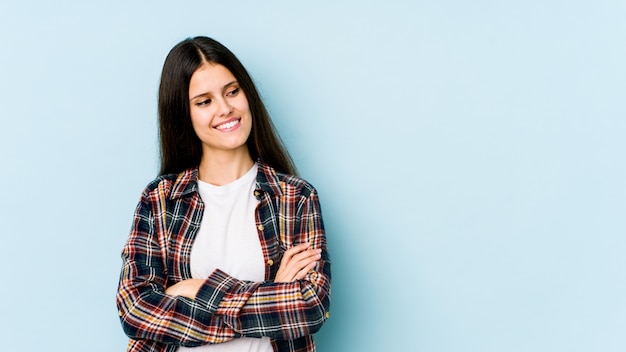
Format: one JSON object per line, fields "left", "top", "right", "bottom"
{"left": 293, "top": 261, "right": 318, "bottom": 281}
{"left": 164, "top": 279, "right": 204, "bottom": 299}
{"left": 286, "top": 247, "right": 321, "bottom": 266}
{"left": 282, "top": 243, "right": 320, "bottom": 267}
{"left": 275, "top": 243, "right": 322, "bottom": 283}
{"left": 283, "top": 242, "right": 312, "bottom": 258}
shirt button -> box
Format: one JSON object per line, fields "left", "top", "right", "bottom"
{"left": 257, "top": 224, "right": 264, "bottom": 231}
{"left": 267, "top": 259, "right": 274, "bottom": 266}
{"left": 254, "top": 190, "right": 261, "bottom": 197}
{"left": 325, "top": 312, "right": 331, "bottom": 319}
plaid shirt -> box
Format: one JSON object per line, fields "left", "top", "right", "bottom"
{"left": 116, "top": 161, "right": 331, "bottom": 352}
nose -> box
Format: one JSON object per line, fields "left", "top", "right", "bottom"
{"left": 217, "top": 98, "right": 233, "bottom": 117}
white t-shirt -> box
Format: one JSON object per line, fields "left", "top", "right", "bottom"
{"left": 178, "top": 163, "right": 272, "bottom": 352}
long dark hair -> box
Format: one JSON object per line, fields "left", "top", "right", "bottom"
{"left": 157, "top": 36, "right": 297, "bottom": 176}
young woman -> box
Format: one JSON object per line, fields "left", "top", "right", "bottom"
{"left": 116, "top": 36, "right": 331, "bottom": 352}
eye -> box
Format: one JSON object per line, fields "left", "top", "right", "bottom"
{"left": 196, "top": 98, "right": 211, "bottom": 106}
{"left": 226, "top": 87, "right": 240, "bottom": 96}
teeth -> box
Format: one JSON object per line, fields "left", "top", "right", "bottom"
{"left": 216, "top": 119, "right": 239, "bottom": 130}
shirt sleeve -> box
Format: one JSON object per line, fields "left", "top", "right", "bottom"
{"left": 116, "top": 184, "right": 331, "bottom": 345}
{"left": 201, "top": 189, "right": 332, "bottom": 340}
{"left": 116, "top": 191, "right": 239, "bottom": 347}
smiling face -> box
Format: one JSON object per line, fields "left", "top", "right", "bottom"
{"left": 188, "top": 62, "right": 252, "bottom": 159}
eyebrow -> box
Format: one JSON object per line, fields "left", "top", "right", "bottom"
{"left": 189, "top": 80, "right": 239, "bottom": 101}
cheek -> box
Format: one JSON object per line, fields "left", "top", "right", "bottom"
{"left": 236, "top": 95, "right": 251, "bottom": 114}
{"left": 189, "top": 110, "right": 208, "bottom": 136}
{"left": 189, "top": 112, "right": 199, "bottom": 129}
{"left": 190, "top": 108, "right": 211, "bottom": 125}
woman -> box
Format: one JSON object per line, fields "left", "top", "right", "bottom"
{"left": 116, "top": 36, "right": 331, "bottom": 352}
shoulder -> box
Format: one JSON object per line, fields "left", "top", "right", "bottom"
{"left": 143, "top": 174, "right": 177, "bottom": 192}
{"left": 140, "top": 168, "right": 198, "bottom": 200}
{"left": 257, "top": 162, "right": 317, "bottom": 198}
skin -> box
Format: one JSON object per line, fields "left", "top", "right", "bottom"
{"left": 164, "top": 62, "right": 320, "bottom": 299}
{"left": 188, "top": 62, "right": 255, "bottom": 185}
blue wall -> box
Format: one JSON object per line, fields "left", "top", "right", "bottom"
{"left": 1, "top": 1, "right": 624, "bottom": 351}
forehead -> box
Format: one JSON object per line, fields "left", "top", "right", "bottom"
{"left": 189, "top": 63, "right": 237, "bottom": 94}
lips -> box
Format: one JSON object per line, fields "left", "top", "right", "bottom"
{"left": 214, "top": 118, "right": 241, "bottom": 131}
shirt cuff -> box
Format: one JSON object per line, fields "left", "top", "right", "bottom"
{"left": 194, "top": 269, "right": 239, "bottom": 314}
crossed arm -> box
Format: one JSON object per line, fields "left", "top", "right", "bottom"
{"left": 116, "top": 190, "right": 331, "bottom": 347}
{"left": 166, "top": 243, "right": 322, "bottom": 298}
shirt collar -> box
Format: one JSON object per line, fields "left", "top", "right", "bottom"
{"left": 169, "top": 167, "right": 199, "bottom": 200}
{"left": 255, "top": 161, "right": 284, "bottom": 197}
{"left": 168, "top": 160, "right": 285, "bottom": 200}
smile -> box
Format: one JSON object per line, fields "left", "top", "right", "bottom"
{"left": 215, "top": 118, "right": 241, "bottom": 131}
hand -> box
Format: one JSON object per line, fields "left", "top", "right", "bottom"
{"left": 274, "top": 243, "right": 322, "bottom": 283}
{"left": 164, "top": 278, "right": 204, "bottom": 299}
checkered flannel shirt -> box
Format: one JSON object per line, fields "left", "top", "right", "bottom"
{"left": 116, "top": 161, "right": 331, "bottom": 352}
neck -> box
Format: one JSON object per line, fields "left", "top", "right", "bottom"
{"left": 198, "top": 148, "right": 255, "bottom": 186}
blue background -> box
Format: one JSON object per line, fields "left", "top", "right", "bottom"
{"left": 1, "top": 1, "right": 624, "bottom": 351}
